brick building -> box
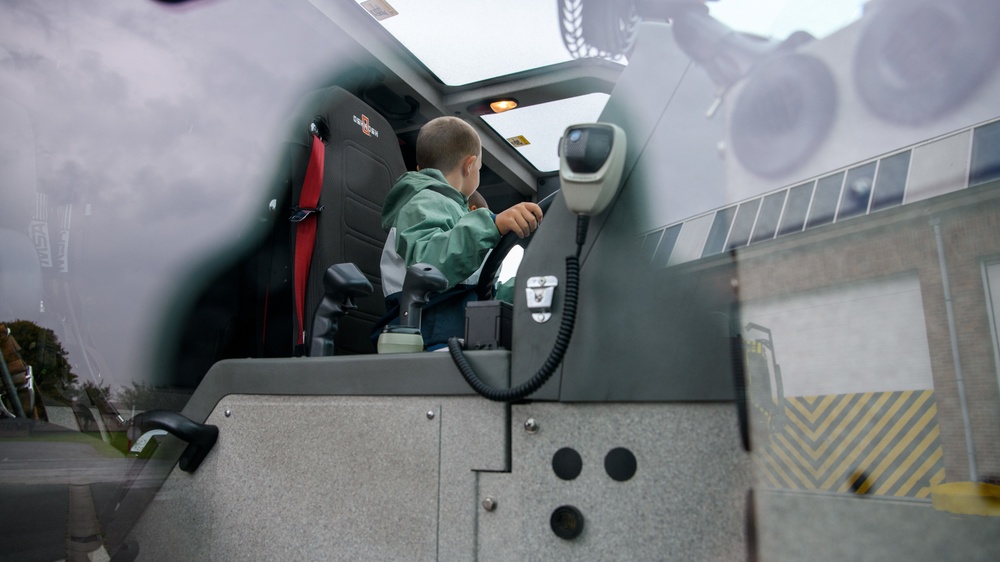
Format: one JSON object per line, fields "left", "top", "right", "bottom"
{"left": 642, "top": 118, "right": 1000, "bottom": 500}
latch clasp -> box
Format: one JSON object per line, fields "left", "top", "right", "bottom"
{"left": 525, "top": 275, "right": 558, "bottom": 323}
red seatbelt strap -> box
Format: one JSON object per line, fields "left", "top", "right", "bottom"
{"left": 292, "top": 133, "right": 325, "bottom": 348}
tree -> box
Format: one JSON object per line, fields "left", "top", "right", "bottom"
{"left": 114, "top": 381, "right": 160, "bottom": 413}
{"left": 5, "top": 319, "right": 78, "bottom": 401}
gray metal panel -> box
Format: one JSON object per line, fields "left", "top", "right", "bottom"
{"left": 131, "top": 394, "right": 508, "bottom": 561}
{"left": 556, "top": 208, "right": 738, "bottom": 402}
{"left": 508, "top": 190, "right": 576, "bottom": 401}
{"left": 477, "top": 402, "right": 752, "bottom": 561}
{"left": 510, "top": 23, "right": 689, "bottom": 402}
{"left": 438, "top": 398, "right": 509, "bottom": 560}
{"left": 182, "top": 351, "right": 510, "bottom": 422}
{"left": 106, "top": 352, "right": 512, "bottom": 552}
{"left": 510, "top": 23, "right": 738, "bottom": 402}
{"left": 510, "top": 179, "right": 738, "bottom": 402}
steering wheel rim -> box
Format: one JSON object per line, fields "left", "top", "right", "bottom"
{"left": 475, "top": 193, "right": 556, "bottom": 300}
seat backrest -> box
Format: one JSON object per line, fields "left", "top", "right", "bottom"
{"left": 266, "top": 86, "right": 405, "bottom": 355}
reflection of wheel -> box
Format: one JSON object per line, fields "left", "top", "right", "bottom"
{"left": 729, "top": 53, "right": 837, "bottom": 178}
{"left": 475, "top": 194, "right": 556, "bottom": 299}
{"left": 558, "top": 0, "right": 639, "bottom": 61}
{"left": 853, "top": 0, "right": 1000, "bottom": 125}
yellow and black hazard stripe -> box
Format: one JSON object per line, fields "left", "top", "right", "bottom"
{"left": 753, "top": 390, "right": 944, "bottom": 498}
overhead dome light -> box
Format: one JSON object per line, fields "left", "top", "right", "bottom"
{"left": 489, "top": 99, "right": 518, "bottom": 113}
{"left": 467, "top": 99, "right": 519, "bottom": 116}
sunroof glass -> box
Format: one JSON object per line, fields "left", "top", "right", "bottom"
{"left": 357, "top": 0, "right": 864, "bottom": 86}
{"left": 707, "top": 0, "right": 865, "bottom": 40}
{"left": 356, "top": 0, "right": 589, "bottom": 85}
{"left": 480, "top": 93, "right": 610, "bottom": 172}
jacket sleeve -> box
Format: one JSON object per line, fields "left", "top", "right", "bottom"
{"left": 495, "top": 277, "right": 516, "bottom": 304}
{"left": 394, "top": 192, "right": 501, "bottom": 288}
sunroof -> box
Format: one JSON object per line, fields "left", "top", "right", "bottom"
{"left": 357, "top": 0, "right": 865, "bottom": 86}
{"left": 354, "top": 0, "right": 865, "bottom": 171}
{"left": 707, "top": 0, "right": 865, "bottom": 40}
{"left": 356, "top": 0, "right": 591, "bottom": 86}
{"left": 481, "top": 93, "right": 610, "bottom": 172}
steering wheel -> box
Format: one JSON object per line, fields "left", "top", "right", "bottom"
{"left": 475, "top": 192, "right": 557, "bottom": 300}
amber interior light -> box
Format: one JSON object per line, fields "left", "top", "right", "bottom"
{"left": 489, "top": 99, "right": 518, "bottom": 113}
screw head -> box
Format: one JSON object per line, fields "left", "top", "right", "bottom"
{"left": 524, "top": 418, "right": 539, "bottom": 433}
{"left": 482, "top": 497, "right": 497, "bottom": 511}
{"left": 426, "top": 410, "right": 435, "bottom": 420}
{"left": 224, "top": 409, "right": 232, "bottom": 418}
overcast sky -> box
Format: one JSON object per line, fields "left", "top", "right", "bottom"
{"left": 1, "top": 0, "right": 357, "bottom": 389}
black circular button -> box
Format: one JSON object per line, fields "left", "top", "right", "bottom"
{"left": 552, "top": 447, "right": 583, "bottom": 481}
{"left": 604, "top": 447, "right": 637, "bottom": 482}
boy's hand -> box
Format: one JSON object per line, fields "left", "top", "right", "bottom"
{"left": 495, "top": 202, "right": 543, "bottom": 238}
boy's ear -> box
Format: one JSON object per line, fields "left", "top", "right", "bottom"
{"left": 462, "top": 154, "right": 477, "bottom": 176}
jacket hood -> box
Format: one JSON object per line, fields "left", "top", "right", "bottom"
{"left": 381, "top": 168, "right": 467, "bottom": 230}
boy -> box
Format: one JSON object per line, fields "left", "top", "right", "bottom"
{"left": 379, "top": 116, "right": 543, "bottom": 347}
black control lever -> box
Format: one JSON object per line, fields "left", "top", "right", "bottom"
{"left": 377, "top": 263, "right": 447, "bottom": 353}
{"left": 132, "top": 410, "right": 218, "bottom": 473}
{"left": 398, "top": 263, "right": 448, "bottom": 330}
{"left": 310, "top": 263, "right": 374, "bottom": 357}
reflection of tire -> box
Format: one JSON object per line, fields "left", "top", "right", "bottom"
{"left": 730, "top": 54, "right": 837, "bottom": 178}
{"left": 854, "top": 0, "right": 1000, "bottom": 125}
{"left": 559, "top": 0, "right": 639, "bottom": 60}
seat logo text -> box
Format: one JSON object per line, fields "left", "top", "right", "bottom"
{"left": 353, "top": 114, "right": 379, "bottom": 138}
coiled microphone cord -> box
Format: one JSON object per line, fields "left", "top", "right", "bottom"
{"left": 448, "top": 215, "right": 589, "bottom": 402}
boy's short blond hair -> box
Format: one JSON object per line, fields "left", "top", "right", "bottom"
{"left": 416, "top": 116, "right": 481, "bottom": 173}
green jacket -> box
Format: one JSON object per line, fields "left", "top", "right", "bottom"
{"left": 381, "top": 169, "right": 500, "bottom": 289}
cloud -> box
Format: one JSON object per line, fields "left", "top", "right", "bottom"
{"left": 0, "top": 0, "right": 360, "bottom": 387}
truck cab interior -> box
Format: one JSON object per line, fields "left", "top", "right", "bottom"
{"left": 3, "top": 1, "right": 1000, "bottom": 560}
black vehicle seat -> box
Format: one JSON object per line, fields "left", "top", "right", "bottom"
{"left": 166, "top": 87, "right": 406, "bottom": 388}
{"left": 261, "top": 86, "right": 406, "bottom": 356}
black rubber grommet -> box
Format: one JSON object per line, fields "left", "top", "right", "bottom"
{"left": 552, "top": 447, "right": 583, "bottom": 481}
{"left": 550, "top": 505, "right": 585, "bottom": 540}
